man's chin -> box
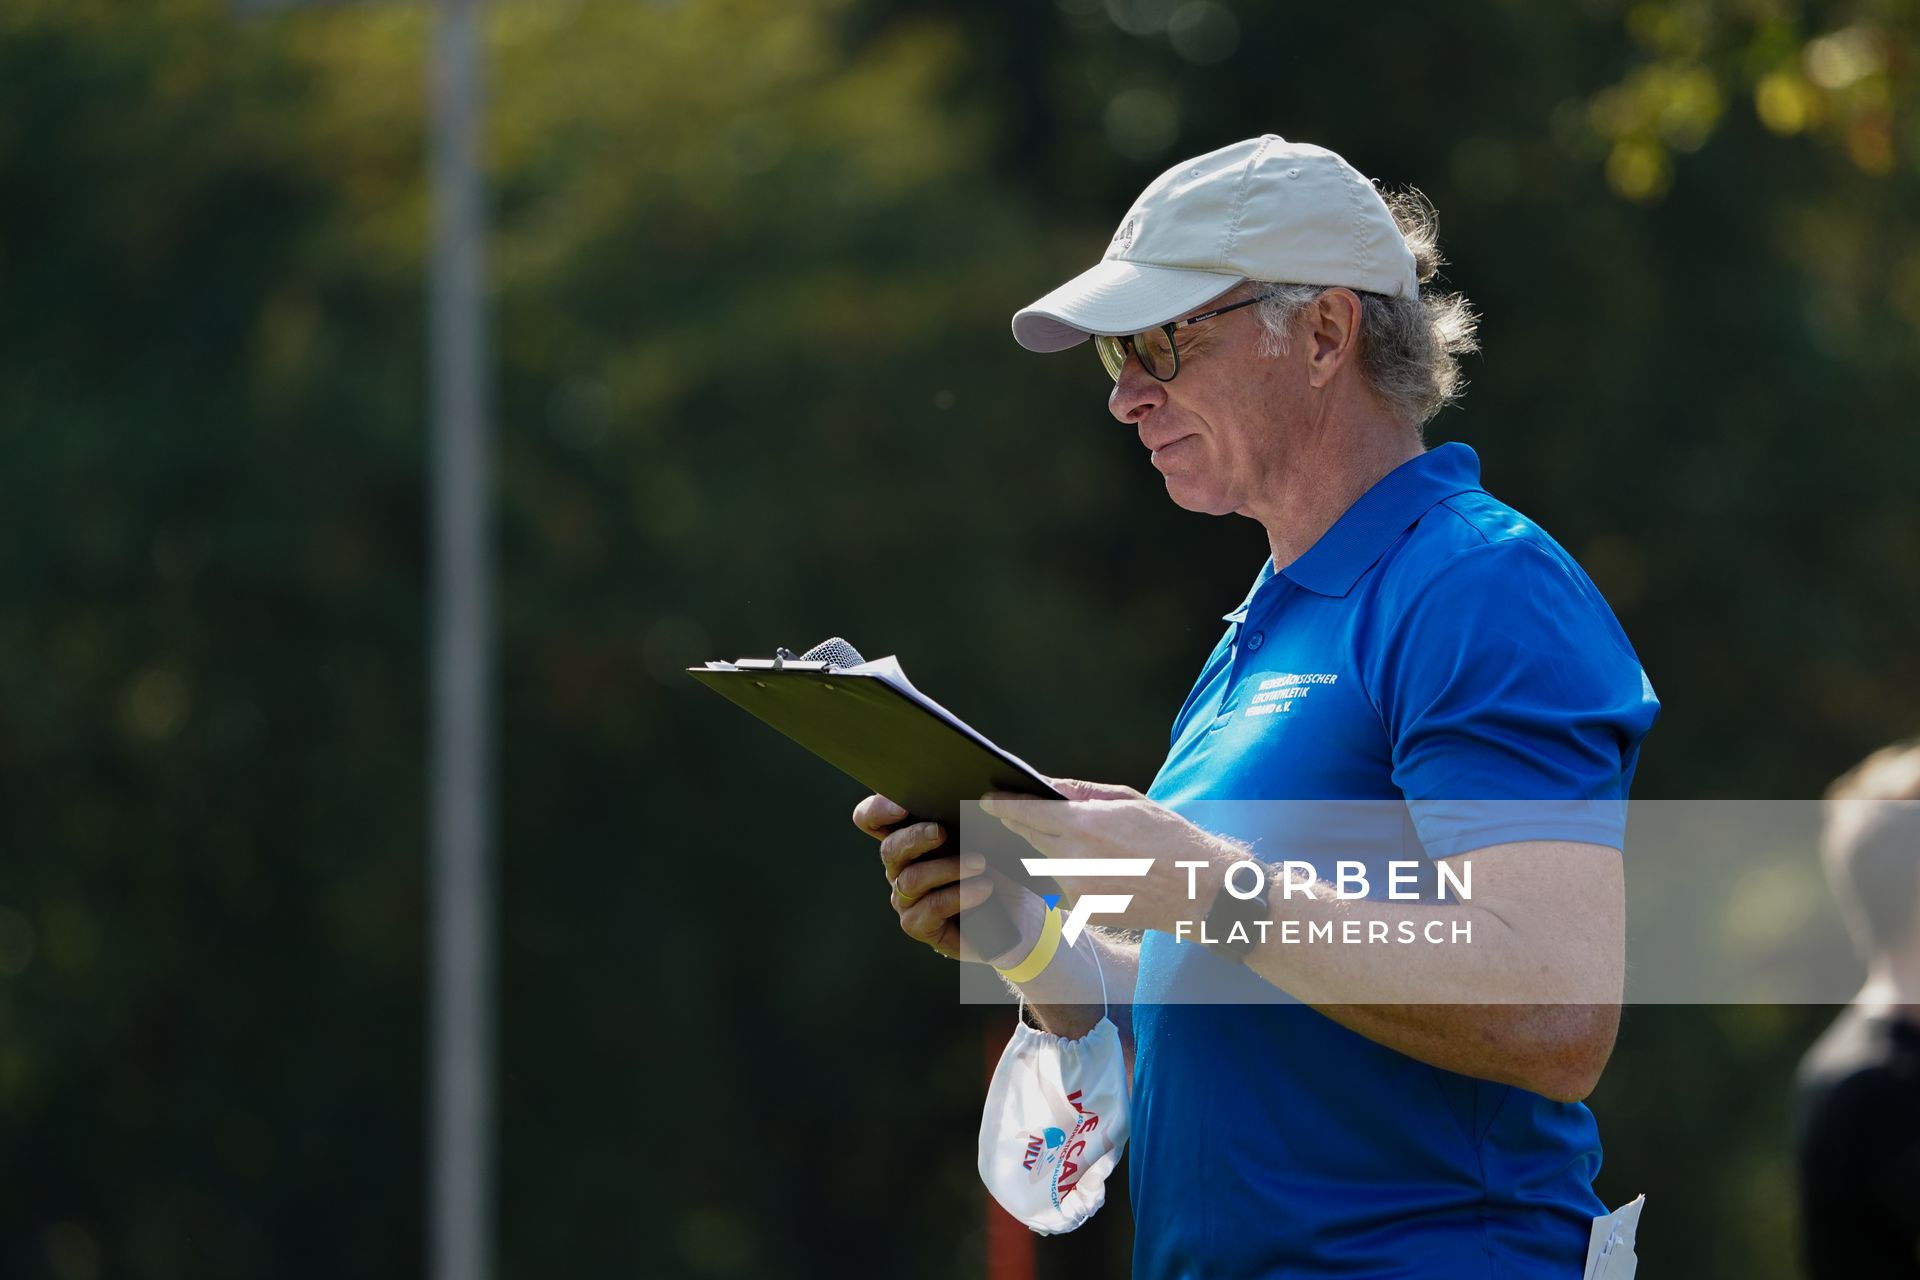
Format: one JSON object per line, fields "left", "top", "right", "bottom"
{"left": 1162, "top": 480, "right": 1234, "bottom": 517}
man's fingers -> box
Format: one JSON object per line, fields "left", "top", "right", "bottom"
{"left": 897, "top": 873, "right": 996, "bottom": 939}
{"left": 980, "top": 792, "right": 1065, "bottom": 837}
{"left": 954, "top": 871, "right": 995, "bottom": 911}
{"left": 893, "top": 851, "right": 986, "bottom": 902}
{"left": 853, "top": 793, "right": 909, "bottom": 837}
{"left": 878, "top": 821, "right": 947, "bottom": 876}
{"left": 1049, "top": 777, "right": 1140, "bottom": 802}
{"left": 994, "top": 815, "right": 1055, "bottom": 855}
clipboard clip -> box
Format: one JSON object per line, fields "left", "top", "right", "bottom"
{"left": 743, "top": 641, "right": 848, "bottom": 673}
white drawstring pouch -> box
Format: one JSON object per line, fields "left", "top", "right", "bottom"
{"left": 977, "top": 950, "right": 1129, "bottom": 1235}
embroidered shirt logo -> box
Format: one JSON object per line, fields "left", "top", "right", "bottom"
{"left": 1244, "top": 671, "right": 1338, "bottom": 719}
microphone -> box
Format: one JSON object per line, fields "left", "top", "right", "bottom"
{"left": 799, "top": 635, "right": 1024, "bottom": 960}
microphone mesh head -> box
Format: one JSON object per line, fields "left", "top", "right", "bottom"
{"left": 798, "top": 636, "right": 865, "bottom": 668}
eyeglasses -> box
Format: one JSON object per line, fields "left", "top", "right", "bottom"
{"left": 1093, "top": 296, "right": 1264, "bottom": 383}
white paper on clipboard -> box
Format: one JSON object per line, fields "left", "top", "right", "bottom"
{"left": 1582, "top": 1194, "right": 1645, "bottom": 1280}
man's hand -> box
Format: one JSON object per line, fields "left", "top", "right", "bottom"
{"left": 855, "top": 786, "right": 1146, "bottom": 1056}
{"left": 978, "top": 780, "right": 1238, "bottom": 935}
{"left": 852, "top": 793, "right": 1042, "bottom": 965}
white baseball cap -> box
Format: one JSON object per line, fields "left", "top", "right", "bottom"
{"left": 1011, "top": 135, "right": 1419, "bottom": 353}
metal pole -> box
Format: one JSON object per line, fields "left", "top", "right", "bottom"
{"left": 427, "top": 1, "right": 493, "bottom": 1278}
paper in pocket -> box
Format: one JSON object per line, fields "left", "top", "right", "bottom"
{"left": 1582, "top": 1194, "right": 1646, "bottom": 1280}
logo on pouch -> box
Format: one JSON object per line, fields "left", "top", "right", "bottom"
{"left": 1022, "top": 1126, "right": 1064, "bottom": 1173}
{"left": 1019, "top": 1090, "right": 1101, "bottom": 1205}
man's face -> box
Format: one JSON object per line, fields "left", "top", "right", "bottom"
{"left": 1106, "top": 288, "right": 1306, "bottom": 517}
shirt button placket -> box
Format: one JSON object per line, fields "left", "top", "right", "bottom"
{"left": 1211, "top": 627, "right": 1259, "bottom": 731}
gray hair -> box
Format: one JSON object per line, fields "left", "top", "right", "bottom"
{"left": 1249, "top": 189, "right": 1479, "bottom": 427}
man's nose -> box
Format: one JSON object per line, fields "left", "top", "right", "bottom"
{"left": 1108, "top": 351, "right": 1166, "bottom": 424}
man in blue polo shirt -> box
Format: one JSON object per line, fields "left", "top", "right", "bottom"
{"left": 856, "top": 136, "right": 1657, "bottom": 1278}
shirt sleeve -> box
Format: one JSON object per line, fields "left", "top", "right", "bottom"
{"left": 1368, "top": 538, "right": 1661, "bottom": 858}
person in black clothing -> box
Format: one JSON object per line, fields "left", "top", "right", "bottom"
{"left": 1796, "top": 740, "right": 1920, "bottom": 1278}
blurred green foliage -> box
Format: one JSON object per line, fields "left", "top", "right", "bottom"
{"left": 1, "top": 0, "right": 1916, "bottom": 1276}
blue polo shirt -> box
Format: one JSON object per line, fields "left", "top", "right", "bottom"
{"left": 1131, "top": 443, "right": 1659, "bottom": 1279}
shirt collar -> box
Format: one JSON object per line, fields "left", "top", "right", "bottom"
{"left": 1222, "top": 443, "right": 1485, "bottom": 619}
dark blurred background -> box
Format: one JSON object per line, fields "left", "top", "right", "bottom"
{"left": 2, "top": 0, "right": 1917, "bottom": 1276}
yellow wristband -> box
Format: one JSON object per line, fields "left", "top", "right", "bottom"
{"left": 993, "top": 904, "right": 1063, "bottom": 984}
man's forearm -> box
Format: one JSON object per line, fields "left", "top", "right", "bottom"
{"left": 1009, "top": 928, "right": 1139, "bottom": 1071}
{"left": 1284, "top": 997, "right": 1619, "bottom": 1102}
{"left": 1237, "top": 877, "right": 1621, "bottom": 1101}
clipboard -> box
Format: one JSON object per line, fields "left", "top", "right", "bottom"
{"left": 688, "top": 647, "right": 1064, "bottom": 954}
{"left": 688, "top": 656, "right": 1063, "bottom": 826}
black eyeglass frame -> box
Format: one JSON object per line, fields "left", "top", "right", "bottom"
{"left": 1093, "top": 295, "right": 1265, "bottom": 383}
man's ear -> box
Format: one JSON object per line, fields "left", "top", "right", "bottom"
{"left": 1304, "top": 288, "right": 1364, "bottom": 389}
